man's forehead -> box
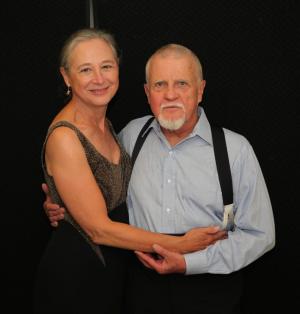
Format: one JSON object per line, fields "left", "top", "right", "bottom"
{"left": 149, "top": 61, "right": 195, "bottom": 79}
{"left": 152, "top": 53, "right": 191, "bottom": 64}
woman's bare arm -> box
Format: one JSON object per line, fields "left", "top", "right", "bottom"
{"left": 45, "top": 127, "right": 226, "bottom": 254}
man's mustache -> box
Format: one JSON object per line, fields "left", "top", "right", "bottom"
{"left": 160, "top": 103, "right": 184, "bottom": 109}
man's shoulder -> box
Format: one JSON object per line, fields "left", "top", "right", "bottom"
{"left": 121, "top": 115, "right": 152, "bottom": 136}
{"left": 223, "top": 127, "right": 249, "bottom": 145}
{"left": 124, "top": 115, "right": 152, "bottom": 129}
{"left": 118, "top": 115, "right": 154, "bottom": 155}
{"left": 222, "top": 127, "right": 253, "bottom": 160}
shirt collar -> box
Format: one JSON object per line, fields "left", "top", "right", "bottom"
{"left": 192, "top": 107, "right": 213, "bottom": 145}
{"left": 147, "top": 106, "right": 213, "bottom": 146}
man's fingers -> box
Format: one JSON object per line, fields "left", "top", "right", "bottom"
{"left": 135, "top": 253, "right": 152, "bottom": 269}
{"left": 41, "top": 183, "right": 49, "bottom": 194}
{"left": 135, "top": 251, "right": 152, "bottom": 260}
{"left": 135, "top": 251, "right": 163, "bottom": 270}
{"left": 42, "top": 183, "right": 52, "bottom": 203}
{"left": 135, "top": 251, "right": 154, "bottom": 268}
{"left": 49, "top": 213, "right": 64, "bottom": 221}
{"left": 45, "top": 203, "right": 61, "bottom": 211}
{"left": 152, "top": 244, "right": 170, "bottom": 257}
{"left": 44, "top": 202, "right": 65, "bottom": 218}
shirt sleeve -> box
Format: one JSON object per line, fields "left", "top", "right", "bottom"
{"left": 184, "top": 140, "right": 275, "bottom": 275}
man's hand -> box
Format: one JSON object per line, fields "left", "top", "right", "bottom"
{"left": 42, "top": 183, "right": 65, "bottom": 227}
{"left": 135, "top": 244, "right": 186, "bottom": 274}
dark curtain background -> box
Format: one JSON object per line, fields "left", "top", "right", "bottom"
{"left": 2, "top": 0, "right": 299, "bottom": 312}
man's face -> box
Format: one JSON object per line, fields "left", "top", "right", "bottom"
{"left": 144, "top": 53, "right": 205, "bottom": 132}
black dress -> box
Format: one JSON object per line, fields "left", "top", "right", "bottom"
{"left": 33, "top": 121, "right": 132, "bottom": 314}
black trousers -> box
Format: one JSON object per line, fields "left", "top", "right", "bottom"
{"left": 125, "top": 253, "right": 244, "bottom": 314}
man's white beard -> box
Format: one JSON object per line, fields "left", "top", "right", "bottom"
{"left": 157, "top": 103, "right": 186, "bottom": 131}
{"left": 158, "top": 116, "right": 186, "bottom": 131}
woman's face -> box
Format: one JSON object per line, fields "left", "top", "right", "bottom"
{"left": 61, "top": 38, "right": 119, "bottom": 108}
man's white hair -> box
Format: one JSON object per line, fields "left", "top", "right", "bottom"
{"left": 145, "top": 44, "right": 203, "bottom": 83}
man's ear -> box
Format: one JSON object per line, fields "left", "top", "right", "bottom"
{"left": 197, "top": 80, "right": 206, "bottom": 103}
{"left": 144, "top": 83, "right": 150, "bottom": 103}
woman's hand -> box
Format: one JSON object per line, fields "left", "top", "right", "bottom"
{"left": 181, "top": 226, "right": 227, "bottom": 253}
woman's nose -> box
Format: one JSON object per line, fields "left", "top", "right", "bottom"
{"left": 92, "top": 69, "right": 105, "bottom": 83}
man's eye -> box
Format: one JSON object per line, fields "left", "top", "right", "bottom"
{"left": 80, "top": 68, "right": 91, "bottom": 73}
{"left": 178, "top": 81, "right": 187, "bottom": 86}
{"left": 154, "top": 82, "right": 164, "bottom": 88}
{"left": 102, "top": 64, "right": 113, "bottom": 70}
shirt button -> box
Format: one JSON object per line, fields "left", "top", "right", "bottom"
{"left": 167, "top": 179, "right": 171, "bottom": 183}
{"left": 166, "top": 208, "right": 171, "bottom": 212}
{"left": 169, "top": 151, "right": 173, "bottom": 155}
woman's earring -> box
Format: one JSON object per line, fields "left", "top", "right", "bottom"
{"left": 66, "top": 86, "right": 71, "bottom": 96}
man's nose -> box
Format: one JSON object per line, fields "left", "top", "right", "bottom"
{"left": 164, "top": 86, "right": 178, "bottom": 100}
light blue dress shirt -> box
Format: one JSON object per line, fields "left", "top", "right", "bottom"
{"left": 118, "top": 107, "right": 275, "bottom": 275}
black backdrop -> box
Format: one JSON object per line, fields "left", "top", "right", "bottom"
{"left": 2, "top": 0, "right": 299, "bottom": 312}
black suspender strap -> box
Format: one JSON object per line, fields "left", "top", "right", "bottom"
{"left": 131, "top": 116, "right": 155, "bottom": 166}
{"left": 211, "top": 125, "right": 233, "bottom": 206}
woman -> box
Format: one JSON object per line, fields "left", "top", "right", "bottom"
{"left": 33, "top": 28, "right": 218, "bottom": 314}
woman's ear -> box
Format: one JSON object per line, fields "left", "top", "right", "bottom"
{"left": 60, "top": 67, "right": 70, "bottom": 87}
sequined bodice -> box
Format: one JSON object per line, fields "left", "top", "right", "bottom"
{"left": 41, "top": 120, "right": 132, "bottom": 262}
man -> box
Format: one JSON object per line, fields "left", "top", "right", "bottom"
{"left": 44, "top": 44, "right": 275, "bottom": 314}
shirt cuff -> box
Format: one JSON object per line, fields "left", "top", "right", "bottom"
{"left": 184, "top": 250, "right": 208, "bottom": 275}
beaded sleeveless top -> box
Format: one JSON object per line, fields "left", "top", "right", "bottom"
{"left": 41, "top": 120, "right": 132, "bottom": 264}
